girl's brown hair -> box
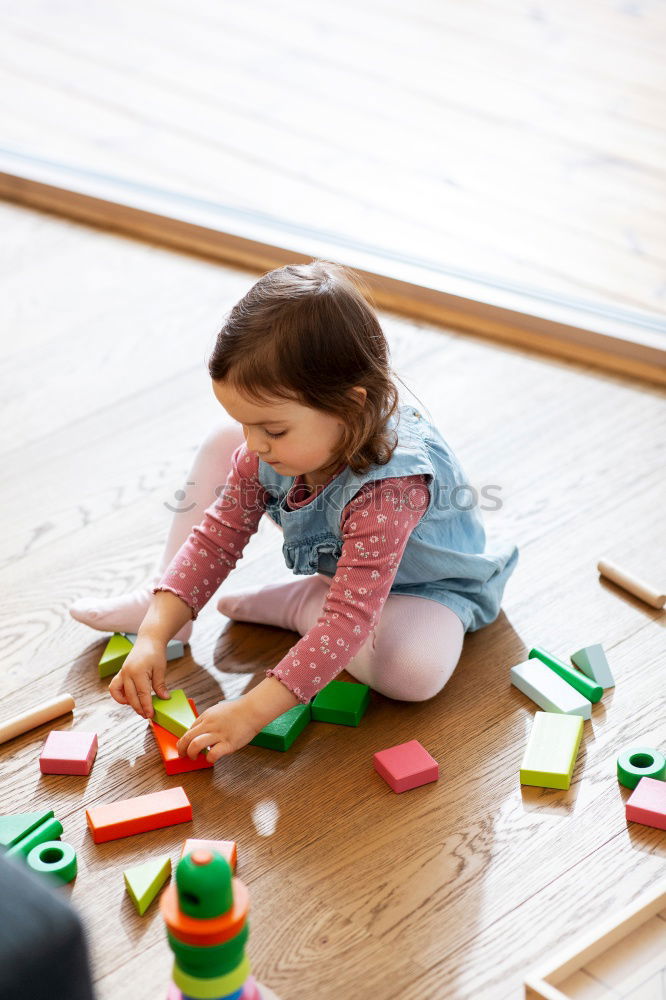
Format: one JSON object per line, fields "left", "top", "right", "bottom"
{"left": 207, "top": 260, "right": 399, "bottom": 474}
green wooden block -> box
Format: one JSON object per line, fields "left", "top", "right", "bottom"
{"left": 151, "top": 689, "right": 196, "bottom": 739}
{"left": 312, "top": 681, "right": 370, "bottom": 727}
{"left": 250, "top": 704, "right": 311, "bottom": 751}
{"left": 529, "top": 646, "right": 603, "bottom": 703}
{"left": 0, "top": 809, "right": 55, "bottom": 849}
{"left": 5, "top": 816, "right": 64, "bottom": 859}
{"left": 123, "top": 854, "right": 171, "bottom": 915}
{"left": 98, "top": 632, "right": 133, "bottom": 678}
{"left": 519, "top": 711, "right": 584, "bottom": 790}
{"left": 167, "top": 923, "right": 249, "bottom": 977}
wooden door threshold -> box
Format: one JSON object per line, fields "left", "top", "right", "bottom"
{"left": 1, "top": 149, "right": 664, "bottom": 386}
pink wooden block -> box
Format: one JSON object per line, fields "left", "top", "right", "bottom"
{"left": 39, "top": 730, "right": 98, "bottom": 775}
{"left": 373, "top": 739, "right": 439, "bottom": 793}
{"left": 626, "top": 776, "right": 666, "bottom": 830}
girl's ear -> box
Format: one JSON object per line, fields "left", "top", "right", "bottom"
{"left": 350, "top": 386, "right": 367, "bottom": 406}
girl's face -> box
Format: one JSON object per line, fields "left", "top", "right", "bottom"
{"left": 213, "top": 380, "right": 350, "bottom": 484}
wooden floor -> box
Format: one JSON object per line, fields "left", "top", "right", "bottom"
{"left": 0, "top": 0, "right": 665, "bottom": 324}
{"left": 1, "top": 201, "right": 665, "bottom": 1000}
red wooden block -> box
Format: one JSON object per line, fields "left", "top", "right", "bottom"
{"left": 373, "top": 739, "right": 439, "bottom": 793}
{"left": 86, "top": 786, "right": 192, "bottom": 844}
{"left": 626, "top": 776, "right": 666, "bottom": 830}
{"left": 180, "top": 837, "right": 237, "bottom": 871}
{"left": 39, "top": 730, "right": 98, "bottom": 776}
{"left": 150, "top": 699, "right": 213, "bottom": 776}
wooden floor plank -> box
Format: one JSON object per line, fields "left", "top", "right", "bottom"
{"left": 0, "top": 203, "right": 664, "bottom": 999}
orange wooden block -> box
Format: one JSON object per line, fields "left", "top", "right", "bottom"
{"left": 150, "top": 700, "right": 213, "bottom": 776}
{"left": 180, "top": 837, "right": 237, "bottom": 871}
{"left": 160, "top": 877, "right": 249, "bottom": 946}
{"left": 86, "top": 786, "right": 192, "bottom": 844}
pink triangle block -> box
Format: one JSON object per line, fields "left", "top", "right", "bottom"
{"left": 373, "top": 739, "right": 439, "bottom": 793}
{"left": 626, "top": 777, "right": 666, "bottom": 830}
{"left": 39, "top": 730, "right": 98, "bottom": 775}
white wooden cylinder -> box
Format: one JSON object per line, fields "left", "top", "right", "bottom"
{"left": 0, "top": 693, "right": 76, "bottom": 745}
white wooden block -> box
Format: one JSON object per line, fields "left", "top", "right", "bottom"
{"left": 510, "top": 659, "right": 592, "bottom": 719}
{"left": 571, "top": 644, "right": 614, "bottom": 688}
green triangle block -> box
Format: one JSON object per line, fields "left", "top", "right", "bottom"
{"left": 123, "top": 854, "right": 171, "bottom": 915}
{"left": 250, "top": 703, "right": 311, "bottom": 751}
{"left": 99, "top": 632, "right": 134, "bottom": 678}
{"left": 0, "top": 809, "right": 55, "bottom": 849}
{"left": 151, "top": 689, "right": 196, "bottom": 738}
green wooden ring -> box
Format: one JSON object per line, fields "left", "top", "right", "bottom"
{"left": 617, "top": 746, "right": 666, "bottom": 789}
{"left": 27, "top": 840, "right": 78, "bottom": 883}
{"left": 173, "top": 953, "right": 250, "bottom": 998}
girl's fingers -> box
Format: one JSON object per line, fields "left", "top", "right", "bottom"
{"left": 205, "top": 742, "right": 232, "bottom": 764}
{"left": 186, "top": 732, "right": 214, "bottom": 760}
{"left": 125, "top": 676, "right": 148, "bottom": 718}
{"left": 177, "top": 720, "right": 204, "bottom": 756}
{"left": 108, "top": 675, "right": 128, "bottom": 705}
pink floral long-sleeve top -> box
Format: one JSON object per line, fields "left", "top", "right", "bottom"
{"left": 154, "top": 442, "right": 429, "bottom": 703}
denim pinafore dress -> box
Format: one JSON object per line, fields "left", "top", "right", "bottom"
{"left": 257, "top": 404, "right": 519, "bottom": 632}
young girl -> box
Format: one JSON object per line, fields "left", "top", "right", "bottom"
{"left": 70, "top": 261, "right": 519, "bottom": 763}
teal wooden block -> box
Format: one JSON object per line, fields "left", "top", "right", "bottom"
{"left": 519, "top": 711, "right": 584, "bottom": 790}
{"left": 124, "top": 634, "right": 185, "bottom": 661}
{"left": 311, "top": 681, "right": 370, "bottom": 727}
{"left": 0, "top": 809, "right": 55, "bottom": 849}
{"left": 98, "top": 632, "right": 133, "bottom": 678}
{"left": 250, "top": 704, "right": 311, "bottom": 751}
{"left": 570, "top": 644, "right": 614, "bottom": 688}
{"left": 5, "top": 816, "right": 63, "bottom": 859}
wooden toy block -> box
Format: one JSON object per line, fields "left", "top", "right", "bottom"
{"left": 124, "top": 634, "right": 185, "bottom": 661}
{"left": 519, "top": 711, "right": 584, "bottom": 791}
{"left": 5, "top": 815, "right": 63, "bottom": 858}
{"left": 123, "top": 854, "right": 171, "bottom": 915}
{"left": 39, "top": 730, "right": 98, "bottom": 776}
{"left": 510, "top": 659, "right": 592, "bottom": 719}
{"left": 597, "top": 558, "right": 666, "bottom": 609}
{"left": 0, "top": 809, "right": 55, "bottom": 849}
{"left": 311, "top": 681, "right": 370, "bottom": 726}
{"left": 250, "top": 703, "right": 311, "bottom": 751}
{"left": 373, "top": 739, "right": 439, "bottom": 793}
{"left": 86, "top": 786, "right": 192, "bottom": 844}
{"left": 625, "top": 777, "right": 666, "bottom": 831}
{"left": 181, "top": 838, "right": 237, "bottom": 871}
{"left": 617, "top": 746, "right": 666, "bottom": 790}
{"left": 150, "top": 699, "right": 213, "bottom": 775}
{"left": 27, "top": 841, "right": 77, "bottom": 884}
{"left": 0, "top": 693, "right": 75, "bottom": 745}
{"left": 172, "top": 954, "right": 251, "bottom": 999}
{"left": 529, "top": 647, "right": 603, "bottom": 703}
{"left": 570, "top": 643, "right": 615, "bottom": 688}
{"left": 152, "top": 689, "right": 197, "bottom": 739}
{"left": 98, "top": 632, "right": 133, "bottom": 678}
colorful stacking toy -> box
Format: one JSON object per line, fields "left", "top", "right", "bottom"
{"left": 161, "top": 848, "right": 259, "bottom": 1000}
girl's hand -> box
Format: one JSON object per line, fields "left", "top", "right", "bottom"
{"left": 108, "top": 635, "right": 170, "bottom": 719}
{"left": 177, "top": 697, "right": 263, "bottom": 763}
